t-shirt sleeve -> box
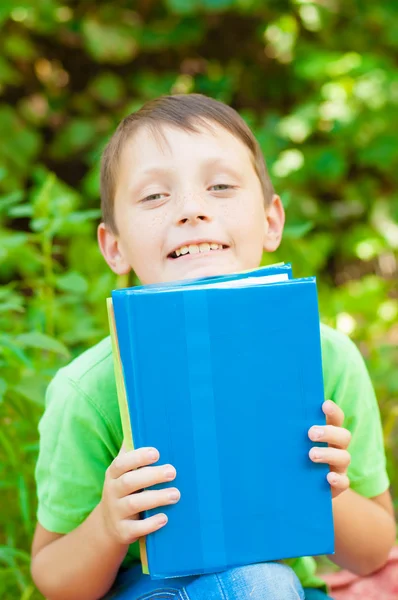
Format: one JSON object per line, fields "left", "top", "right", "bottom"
{"left": 35, "top": 369, "right": 120, "bottom": 533}
{"left": 327, "top": 332, "right": 390, "bottom": 499}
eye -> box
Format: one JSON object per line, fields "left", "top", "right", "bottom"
{"left": 209, "top": 184, "right": 234, "bottom": 192}
{"left": 141, "top": 192, "right": 168, "bottom": 203}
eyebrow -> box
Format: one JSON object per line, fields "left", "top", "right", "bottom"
{"left": 127, "top": 166, "right": 174, "bottom": 194}
{"left": 201, "top": 158, "right": 241, "bottom": 175}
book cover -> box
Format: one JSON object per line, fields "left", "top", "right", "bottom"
{"left": 108, "top": 266, "right": 334, "bottom": 579}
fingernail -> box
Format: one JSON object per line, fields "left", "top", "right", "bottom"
{"left": 168, "top": 490, "right": 180, "bottom": 502}
{"left": 310, "top": 427, "right": 324, "bottom": 441}
{"left": 148, "top": 449, "right": 158, "bottom": 461}
{"left": 329, "top": 473, "right": 338, "bottom": 485}
{"left": 158, "top": 515, "right": 168, "bottom": 525}
{"left": 310, "top": 449, "right": 322, "bottom": 460}
{"left": 164, "top": 467, "right": 176, "bottom": 480}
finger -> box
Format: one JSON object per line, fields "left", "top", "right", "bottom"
{"left": 119, "top": 488, "right": 181, "bottom": 519}
{"left": 327, "top": 472, "right": 350, "bottom": 494}
{"left": 323, "top": 400, "right": 344, "bottom": 428}
{"left": 308, "top": 425, "right": 351, "bottom": 449}
{"left": 309, "top": 447, "right": 351, "bottom": 471}
{"left": 118, "top": 514, "right": 168, "bottom": 545}
{"left": 108, "top": 447, "right": 160, "bottom": 479}
{"left": 116, "top": 464, "right": 177, "bottom": 498}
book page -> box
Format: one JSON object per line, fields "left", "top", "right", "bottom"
{"left": 137, "top": 273, "right": 289, "bottom": 294}
{"left": 207, "top": 273, "right": 289, "bottom": 288}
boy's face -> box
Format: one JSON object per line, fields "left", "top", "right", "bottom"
{"left": 98, "top": 121, "right": 284, "bottom": 284}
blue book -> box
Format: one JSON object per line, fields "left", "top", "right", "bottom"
{"left": 108, "top": 265, "right": 334, "bottom": 579}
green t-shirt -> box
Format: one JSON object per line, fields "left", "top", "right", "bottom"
{"left": 35, "top": 324, "right": 389, "bottom": 589}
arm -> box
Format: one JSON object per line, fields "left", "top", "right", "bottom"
{"left": 309, "top": 400, "right": 396, "bottom": 577}
{"left": 31, "top": 446, "right": 180, "bottom": 600}
{"left": 329, "top": 488, "right": 396, "bottom": 576}
{"left": 31, "top": 506, "right": 128, "bottom": 600}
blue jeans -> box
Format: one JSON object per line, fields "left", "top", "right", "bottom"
{"left": 105, "top": 563, "right": 333, "bottom": 599}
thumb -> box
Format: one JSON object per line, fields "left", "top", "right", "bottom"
{"left": 119, "top": 440, "right": 134, "bottom": 454}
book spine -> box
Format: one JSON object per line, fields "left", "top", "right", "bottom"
{"left": 125, "top": 294, "right": 150, "bottom": 576}
{"left": 109, "top": 294, "right": 151, "bottom": 575}
{"left": 106, "top": 298, "right": 134, "bottom": 451}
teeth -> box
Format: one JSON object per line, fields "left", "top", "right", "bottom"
{"left": 172, "top": 243, "right": 224, "bottom": 257}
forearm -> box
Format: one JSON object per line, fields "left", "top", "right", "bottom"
{"left": 329, "top": 488, "right": 396, "bottom": 576}
{"left": 31, "top": 503, "right": 129, "bottom": 600}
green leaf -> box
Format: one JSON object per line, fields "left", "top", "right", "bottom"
{"left": 0, "top": 55, "right": 21, "bottom": 86}
{"left": 280, "top": 191, "right": 292, "bottom": 209}
{"left": 283, "top": 221, "right": 314, "bottom": 238}
{"left": 0, "top": 377, "right": 7, "bottom": 402}
{"left": 133, "top": 71, "right": 180, "bottom": 98}
{"left": 50, "top": 119, "right": 98, "bottom": 158}
{"left": 15, "top": 332, "right": 70, "bottom": 357}
{"left": 66, "top": 209, "right": 101, "bottom": 223}
{"left": 165, "top": 0, "right": 201, "bottom": 15}
{"left": 82, "top": 20, "right": 138, "bottom": 63}
{"left": 4, "top": 33, "right": 37, "bottom": 60}
{"left": 358, "top": 134, "right": 398, "bottom": 171}
{"left": 0, "top": 302, "right": 24, "bottom": 314}
{"left": 0, "top": 428, "right": 18, "bottom": 467}
{"left": 137, "top": 17, "right": 205, "bottom": 49}
{"left": 17, "top": 475, "right": 31, "bottom": 536}
{"left": 0, "top": 190, "right": 23, "bottom": 214}
{"left": 89, "top": 72, "right": 125, "bottom": 106}
{"left": 203, "top": 0, "right": 236, "bottom": 10}
{"left": 0, "top": 547, "right": 31, "bottom": 566}
{"left": 55, "top": 272, "right": 88, "bottom": 295}
{"left": 0, "top": 232, "right": 28, "bottom": 249}
{"left": 307, "top": 147, "right": 347, "bottom": 183}
{"left": 7, "top": 204, "right": 33, "bottom": 218}
{"left": 0, "top": 106, "right": 41, "bottom": 169}
{"left": 0, "top": 335, "right": 32, "bottom": 368}
{"left": 12, "top": 375, "right": 47, "bottom": 407}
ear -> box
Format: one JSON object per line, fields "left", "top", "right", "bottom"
{"left": 263, "top": 194, "right": 285, "bottom": 253}
{"left": 97, "top": 222, "right": 131, "bottom": 275}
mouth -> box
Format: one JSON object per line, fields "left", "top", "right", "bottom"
{"left": 168, "top": 241, "right": 229, "bottom": 260}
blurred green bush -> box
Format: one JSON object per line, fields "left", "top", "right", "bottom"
{"left": 0, "top": 1, "right": 397, "bottom": 598}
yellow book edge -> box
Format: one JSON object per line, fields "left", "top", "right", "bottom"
{"left": 106, "top": 297, "right": 150, "bottom": 576}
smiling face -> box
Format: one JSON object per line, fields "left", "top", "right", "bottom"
{"left": 98, "top": 121, "right": 285, "bottom": 285}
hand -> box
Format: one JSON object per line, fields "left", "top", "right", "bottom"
{"left": 308, "top": 400, "right": 351, "bottom": 499}
{"left": 99, "top": 446, "right": 180, "bottom": 546}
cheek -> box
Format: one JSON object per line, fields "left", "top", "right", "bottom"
{"left": 118, "top": 211, "right": 166, "bottom": 263}
{"left": 222, "top": 195, "right": 265, "bottom": 237}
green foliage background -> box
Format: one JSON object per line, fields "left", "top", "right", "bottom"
{"left": 0, "top": 1, "right": 397, "bottom": 598}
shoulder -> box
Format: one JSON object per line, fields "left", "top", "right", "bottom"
{"left": 319, "top": 322, "right": 363, "bottom": 364}
{"left": 48, "top": 336, "right": 114, "bottom": 398}
{"left": 44, "top": 336, "right": 121, "bottom": 444}
{"left": 55, "top": 335, "right": 113, "bottom": 385}
{"left": 319, "top": 323, "right": 371, "bottom": 405}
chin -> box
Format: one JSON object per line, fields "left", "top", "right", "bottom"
{"left": 176, "top": 264, "right": 240, "bottom": 281}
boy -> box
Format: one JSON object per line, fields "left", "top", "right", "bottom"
{"left": 31, "top": 94, "right": 395, "bottom": 600}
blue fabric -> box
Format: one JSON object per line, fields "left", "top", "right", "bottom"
{"left": 304, "top": 589, "right": 333, "bottom": 600}
{"left": 104, "top": 562, "right": 332, "bottom": 599}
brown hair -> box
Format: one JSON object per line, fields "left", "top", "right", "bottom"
{"left": 100, "top": 94, "right": 275, "bottom": 232}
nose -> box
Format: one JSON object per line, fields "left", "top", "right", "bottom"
{"left": 175, "top": 192, "right": 212, "bottom": 226}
